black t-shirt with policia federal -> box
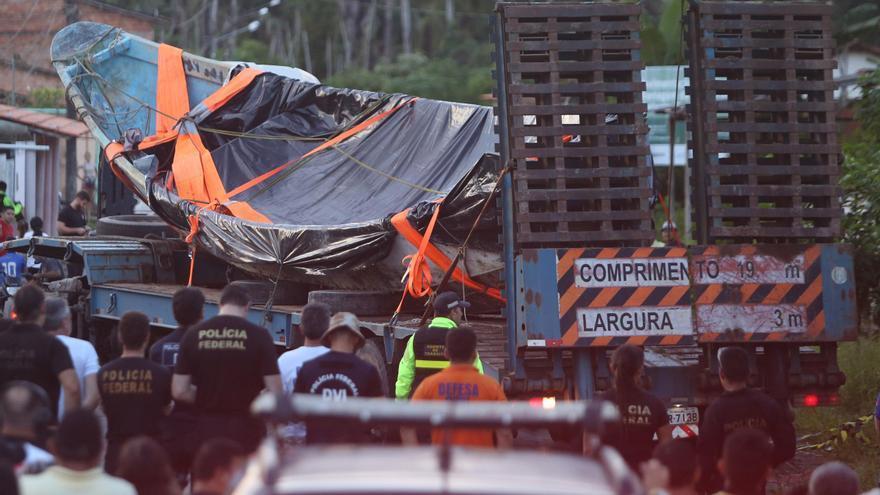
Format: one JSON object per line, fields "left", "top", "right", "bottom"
{"left": 175, "top": 315, "right": 279, "bottom": 416}
{"left": 98, "top": 356, "right": 171, "bottom": 441}
{"left": 293, "top": 350, "right": 384, "bottom": 444}
{"left": 600, "top": 387, "right": 669, "bottom": 469}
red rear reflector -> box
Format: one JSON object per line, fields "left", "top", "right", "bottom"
{"left": 528, "top": 397, "right": 557, "bottom": 409}
{"left": 803, "top": 394, "right": 820, "bottom": 407}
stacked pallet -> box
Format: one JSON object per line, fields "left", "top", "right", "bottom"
{"left": 687, "top": 1, "right": 841, "bottom": 243}
{"left": 494, "top": 3, "right": 653, "bottom": 249}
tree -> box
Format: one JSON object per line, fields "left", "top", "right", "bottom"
{"left": 840, "top": 69, "right": 880, "bottom": 325}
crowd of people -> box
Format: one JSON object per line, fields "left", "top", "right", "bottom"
{"left": 0, "top": 186, "right": 93, "bottom": 286}
{"left": 0, "top": 277, "right": 873, "bottom": 494}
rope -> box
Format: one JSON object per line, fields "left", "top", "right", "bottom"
{"left": 415, "top": 165, "right": 510, "bottom": 326}
{"left": 261, "top": 261, "right": 286, "bottom": 328}
{"left": 184, "top": 201, "right": 221, "bottom": 286}
{"left": 329, "top": 144, "right": 445, "bottom": 195}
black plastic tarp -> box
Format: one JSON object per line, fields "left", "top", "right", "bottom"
{"left": 131, "top": 73, "right": 500, "bottom": 289}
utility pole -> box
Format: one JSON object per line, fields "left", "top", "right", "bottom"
{"left": 64, "top": 0, "right": 79, "bottom": 202}
{"left": 10, "top": 56, "right": 15, "bottom": 106}
{"left": 400, "top": 0, "right": 412, "bottom": 55}
{"left": 383, "top": 0, "right": 393, "bottom": 62}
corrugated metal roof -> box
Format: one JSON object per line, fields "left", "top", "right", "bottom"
{"left": 0, "top": 104, "right": 89, "bottom": 138}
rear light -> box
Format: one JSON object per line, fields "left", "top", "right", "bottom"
{"left": 528, "top": 397, "right": 557, "bottom": 409}
{"left": 10, "top": 310, "right": 16, "bottom": 320}
{"left": 794, "top": 392, "right": 840, "bottom": 407}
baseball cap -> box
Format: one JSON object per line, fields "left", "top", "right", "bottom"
{"left": 320, "top": 312, "right": 365, "bottom": 349}
{"left": 433, "top": 291, "right": 471, "bottom": 316}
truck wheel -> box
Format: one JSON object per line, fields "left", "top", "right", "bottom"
{"left": 308, "top": 290, "right": 402, "bottom": 316}
{"left": 356, "top": 338, "right": 389, "bottom": 397}
{"left": 96, "top": 215, "right": 179, "bottom": 239}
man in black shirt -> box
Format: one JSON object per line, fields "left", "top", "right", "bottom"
{"left": 0, "top": 284, "right": 79, "bottom": 419}
{"left": 56, "top": 191, "right": 91, "bottom": 237}
{"left": 697, "top": 347, "right": 796, "bottom": 493}
{"left": 150, "top": 287, "right": 205, "bottom": 368}
{"left": 149, "top": 287, "right": 204, "bottom": 479}
{"left": 293, "top": 312, "right": 384, "bottom": 444}
{"left": 98, "top": 311, "right": 171, "bottom": 474}
{"left": 173, "top": 284, "right": 281, "bottom": 453}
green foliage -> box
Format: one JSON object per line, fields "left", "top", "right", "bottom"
{"left": 327, "top": 53, "right": 492, "bottom": 103}
{"left": 233, "top": 39, "right": 282, "bottom": 65}
{"left": 658, "top": 0, "right": 685, "bottom": 64}
{"left": 28, "top": 87, "right": 65, "bottom": 108}
{"left": 326, "top": 27, "right": 494, "bottom": 103}
{"left": 640, "top": 21, "right": 666, "bottom": 66}
{"left": 840, "top": 69, "right": 880, "bottom": 324}
{"left": 796, "top": 338, "right": 880, "bottom": 487}
{"left": 833, "top": 1, "right": 880, "bottom": 45}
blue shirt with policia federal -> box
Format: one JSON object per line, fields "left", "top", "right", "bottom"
{"left": 395, "top": 291, "right": 484, "bottom": 399}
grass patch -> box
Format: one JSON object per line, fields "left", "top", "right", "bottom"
{"left": 795, "top": 337, "right": 880, "bottom": 488}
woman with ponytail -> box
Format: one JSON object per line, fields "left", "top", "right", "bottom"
{"left": 600, "top": 344, "right": 673, "bottom": 470}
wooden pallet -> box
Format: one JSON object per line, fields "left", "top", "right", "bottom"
{"left": 494, "top": 2, "right": 653, "bottom": 249}
{"left": 687, "top": 1, "right": 841, "bottom": 243}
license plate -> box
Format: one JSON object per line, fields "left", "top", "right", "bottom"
{"left": 667, "top": 406, "right": 699, "bottom": 425}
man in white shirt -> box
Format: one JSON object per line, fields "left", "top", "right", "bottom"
{"left": 277, "top": 303, "right": 331, "bottom": 443}
{"left": 20, "top": 409, "right": 135, "bottom": 495}
{"left": 278, "top": 303, "right": 331, "bottom": 393}
{"left": 44, "top": 297, "right": 100, "bottom": 417}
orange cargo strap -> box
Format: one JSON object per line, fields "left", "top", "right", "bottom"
{"left": 156, "top": 44, "right": 190, "bottom": 134}
{"left": 400, "top": 204, "right": 441, "bottom": 302}
{"left": 202, "top": 67, "right": 263, "bottom": 112}
{"left": 155, "top": 45, "right": 268, "bottom": 223}
{"left": 104, "top": 46, "right": 270, "bottom": 226}
{"left": 391, "top": 207, "right": 504, "bottom": 303}
{"left": 226, "top": 98, "right": 418, "bottom": 200}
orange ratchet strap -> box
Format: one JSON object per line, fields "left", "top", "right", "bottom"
{"left": 156, "top": 45, "right": 189, "bottom": 134}
{"left": 226, "top": 97, "right": 419, "bottom": 200}
{"left": 391, "top": 206, "right": 504, "bottom": 304}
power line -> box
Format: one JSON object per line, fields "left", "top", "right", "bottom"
{"left": 306, "top": 0, "right": 492, "bottom": 19}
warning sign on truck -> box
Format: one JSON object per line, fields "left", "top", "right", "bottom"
{"left": 696, "top": 304, "right": 808, "bottom": 334}
{"left": 691, "top": 254, "right": 805, "bottom": 285}
{"left": 574, "top": 258, "right": 690, "bottom": 288}
{"left": 550, "top": 244, "right": 853, "bottom": 347}
{"left": 578, "top": 306, "right": 693, "bottom": 337}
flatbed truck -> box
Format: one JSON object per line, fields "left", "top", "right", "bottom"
{"left": 3, "top": 0, "right": 859, "bottom": 442}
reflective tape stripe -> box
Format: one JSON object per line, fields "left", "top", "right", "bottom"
{"left": 415, "top": 359, "right": 450, "bottom": 369}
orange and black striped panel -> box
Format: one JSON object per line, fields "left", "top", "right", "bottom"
{"left": 556, "top": 247, "right": 696, "bottom": 347}
{"left": 693, "top": 245, "right": 824, "bottom": 342}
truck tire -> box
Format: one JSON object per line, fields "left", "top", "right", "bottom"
{"left": 308, "top": 290, "right": 403, "bottom": 316}
{"left": 96, "top": 215, "right": 178, "bottom": 239}
{"left": 228, "top": 280, "right": 307, "bottom": 306}
{"left": 356, "top": 338, "right": 390, "bottom": 397}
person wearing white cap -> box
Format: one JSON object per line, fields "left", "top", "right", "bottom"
{"left": 292, "top": 312, "right": 384, "bottom": 444}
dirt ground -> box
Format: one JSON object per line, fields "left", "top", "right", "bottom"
{"left": 766, "top": 450, "right": 828, "bottom": 494}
